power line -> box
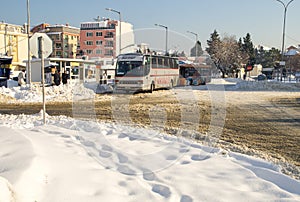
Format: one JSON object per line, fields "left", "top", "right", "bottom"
{"left": 286, "top": 34, "right": 300, "bottom": 44}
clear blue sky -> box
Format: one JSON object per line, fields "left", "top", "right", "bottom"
{"left": 2, "top": 0, "right": 300, "bottom": 53}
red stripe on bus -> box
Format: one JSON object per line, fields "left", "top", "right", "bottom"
{"left": 150, "top": 74, "right": 179, "bottom": 77}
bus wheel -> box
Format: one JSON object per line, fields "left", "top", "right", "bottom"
{"left": 150, "top": 84, "right": 155, "bottom": 93}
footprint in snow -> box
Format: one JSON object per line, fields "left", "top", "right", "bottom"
{"left": 117, "top": 153, "right": 128, "bottom": 164}
{"left": 106, "top": 130, "right": 113, "bottom": 135}
{"left": 181, "top": 161, "right": 191, "bottom": 165}
{"left": 179, "top": 148, "right": 190, "bottom": 153}
{"left": 82, "top": 140, "right": 95, "bottom": 147}
{"left": 152, "top": 184, "right": 171, "bottom": 198}
{"left": 180, "top": 195, "right": 193, "bottom": 202}
{"left": 101, "top": 144, "right": 113, "bottom": 152}
{"left": 142, "top": 169, "right": 156, "bottom": 181}
{"left": 118, "top": 133, "right": 127, "bottom": 139}
{"left": 48, "top": 131, "right": 63, "bottom": 135}
{"left": 117, "top": 165, "right": 136, "bottom": 176}
{"left": 99, "top": 150, "right": 112, "bottom": 158}
{"left": 60, "top": 134, "right": 71, "bottom": 139}
{"left": 191, "top": 154, "right": 210, "bottom": 161}
{"left": 166, "top": 155, "right": 177, "bottom": 161}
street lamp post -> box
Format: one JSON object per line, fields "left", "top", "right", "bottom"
{"left": 155, "top": 24, "right": 168, "bottom": 55}
{"left": 275, "top": 0, "right": 295, "bottom": 81}
{"left": 27, "top": 0, "right": 31, "bottom": 85}
{"left": 187, "top": 31, "right": 198, "bottom": 57}
{"left": 106, "top": 8, "right": 121, "bottom": 56}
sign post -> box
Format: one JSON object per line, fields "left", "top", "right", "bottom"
{"left": 30, "top": 33, "right": 52, "bottom": 124}
{"left": 38, "top": 36, "right": 46, "bottom": 124}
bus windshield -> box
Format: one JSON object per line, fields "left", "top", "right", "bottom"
{"left": 116, "top": 61, "right": 144, "bottom": 76}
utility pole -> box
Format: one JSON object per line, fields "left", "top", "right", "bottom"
{"left": 27, "top": 0, "right": 31, "bottom": 85}
{"left": 106, "top": 8, "right": 122, "bottom": 56}
{"left": 275, "top": 0, "right": 295, "bottom": 81}
{"left": 187, "top": 31, "right": 199, "bottom": 57}
{"left": 155, "top": 24, "right": 168, "bottom": 55}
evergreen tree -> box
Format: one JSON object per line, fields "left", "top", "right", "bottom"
{"left": 206, "top": 30, "right": 222, "bottom": 74}
{"left": 206, "top": 30, "right": 221, "bottom": 59}
{"left": 242, "top": 33, "right": 255, "bottom": 66}
{"left": 256, "top": 46, "right": 280, "bottom": 69}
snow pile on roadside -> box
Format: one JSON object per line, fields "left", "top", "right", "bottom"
{"left": 0, "top": 83, "right": 95, "bottom": 103}
{"left": 235, "top": 80, "right": 300, "bottom": 91}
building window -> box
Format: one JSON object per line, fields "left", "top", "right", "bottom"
{"left": 105, "top": 40, "right": 114, "bottom": 47}
{"left": 105, "top": 50, "right": 113, "bottom": 56}
{"left": 86, "top": 32, "right": 93, "bottom": 37}
{"left": 56, "top": 51, "right": 62, "bottom": 56}
{"left": 96, "top": 49, "right": 102, "bottom": 55}
{"left": 56, "top": 43, "right": 62, "bottom": 49}
{"left": 96, "top": 32, "right": 102, "bottom": 37}
{"left": 55, "top": 35, "right": 61, "bottom": 40}
{"left": 86, "top": 50, "right": 93, "bottom": 54}
{"left": 86, "top": 41, "right": 93, "bottom": 46}
{"left": 96, "top": 40, "right": 103, "bottom": 46}
{"left": 105, "top": 32, "right": 114, "bottom": 38}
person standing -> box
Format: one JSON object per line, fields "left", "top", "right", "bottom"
{"left": 18, "top": 69, "right": 26, "bottom": 86}
{"left": 54, "top": 70, "right": 61, "bottom": 86}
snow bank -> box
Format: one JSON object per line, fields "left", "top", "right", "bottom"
{"left": 0, "top": 113, "right": 299, "bottom": 201}
{"left": 0, "top": 83, "right": 95, "bottom": 103}
{"left": 0, "top": 176, "right": 15, "bottom": 202}
{"left": 235, "top": 80, "right": 300, "bottom": 91}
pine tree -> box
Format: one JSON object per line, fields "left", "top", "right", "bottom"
{"left": 206, "top": 30, "right": 221, "bottom": 58}
{"left": 242, "top": 33, "right": 255, "bottom": 66}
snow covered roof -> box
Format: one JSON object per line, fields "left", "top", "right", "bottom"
{"left": 285, "top": 49, "right": 300, "bottom": 56}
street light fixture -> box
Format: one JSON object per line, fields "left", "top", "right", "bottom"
{"left": 106, "top": 8, "right": 122, "bottom": 56}
{"left": 187, "top": 31, "right": 198, "bottom": 57}
{"left": 155, "top": 24, "right": 168, "bottom": 55}
{"left": 275, "top": 0, "right": 295, "bottom": 81}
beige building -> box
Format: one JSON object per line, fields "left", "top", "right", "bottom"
{"left": 45, "top": 24, "right": 80, "bottom": 59}
{"left": 0, "top": 22, "right": 28, "bottom": 70}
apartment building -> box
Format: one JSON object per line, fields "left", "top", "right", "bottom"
{"left": 31, "top": 23, "right": 80, "bottom": 59}
{"left": 79, "top": 17, "right": 135, "bottom": 59}
{"left": 46, "top": 24, "right": 80, "bottom": 59}
{"left": 0, "top": 22, "right": 28, "bottom": 70}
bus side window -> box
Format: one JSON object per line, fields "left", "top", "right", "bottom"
{"left": 169, "top": 58, "right": 174, "bottom": 68}
{"left": 158, "top": 58, "right": 163, "bottom": 68}
{"left": 164, "top": 58, "right": 169, "bottom": 68}
{"left": 152, "top": 57, "right": 157, "bottom": 68}
{"left": 174, "top": 59, "right": 179, "bottom": 69}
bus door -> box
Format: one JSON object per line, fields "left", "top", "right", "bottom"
{"left": 143, "top": 55, "right": 152, "bottom": 88}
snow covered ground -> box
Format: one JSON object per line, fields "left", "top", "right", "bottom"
{"left": 0, "top": 79, "right": 300, "bottom": 201}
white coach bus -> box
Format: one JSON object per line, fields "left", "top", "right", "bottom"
{"left": 114, "top": 53, "right": 179, "bottom": 92}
